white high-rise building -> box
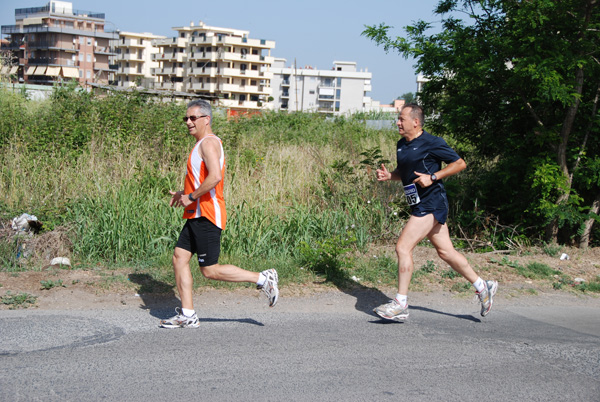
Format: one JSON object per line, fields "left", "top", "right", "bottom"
{"left": 151, "top": 21, "right": 275, "bottom": 113}
{"left": 113, "top": 31, "right": 165, "bottom": 89}
{"left": 270, "top": 58, "right": 373, "bottom": 114}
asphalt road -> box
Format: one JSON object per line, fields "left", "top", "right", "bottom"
{"left": 1, "top": 290, "right": 599, "bottom": 402}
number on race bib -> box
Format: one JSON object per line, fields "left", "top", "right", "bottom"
{"left": 403, "top": 183, "right": 420, "bottom": 206}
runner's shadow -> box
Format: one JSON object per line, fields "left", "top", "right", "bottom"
{"left": 411, "top": 305, "right": 481, "bottom": 322}
{"left": 321, "top": 271, "right": 481, "bottom": 323}
{"left": 128, "top": 273, "right": 180, "bottom": 319}
{"left": 198, "top": 317, "right": 264, "bottom": 326}
{"left": 368, "top": 305, "right": 481, "bottom": 324}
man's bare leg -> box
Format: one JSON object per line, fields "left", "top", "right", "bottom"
{"left": 172, "top": 246, "right": 195, "bottom": 310}
{"left": 427, "top": 222, "right": 478, "bottom": 283}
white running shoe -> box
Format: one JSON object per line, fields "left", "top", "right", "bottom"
{"left": 374, "top": 299, "right": 409, "bottom": 322}
{"left": 476, "top": 280, "right": 498, "bottom": 317}
{"left": 159, "top": 307, "right": 200, "bottom": 328}
{"left": 258, "top": 269, "right": 279, "bottom": 307}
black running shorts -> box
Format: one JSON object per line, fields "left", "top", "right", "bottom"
{"left": 176, "top": 217, "right": 222, "bottom": 267}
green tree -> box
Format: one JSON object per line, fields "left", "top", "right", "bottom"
{"left": 398, "top": 92, "right": 414, "bottom": 104}
{"left": 363, "top": 0, "right": 600, "bottom": 247}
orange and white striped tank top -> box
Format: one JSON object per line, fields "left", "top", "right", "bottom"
{"left": 182, "top": 134, "right": 226, "bottom": 229}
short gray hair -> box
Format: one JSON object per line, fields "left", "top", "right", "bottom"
{"left": 187, "top": 99, "right": 212, "bottom": 121}
{"left": 401, "top": 103, "right": 424, "bottom": 127}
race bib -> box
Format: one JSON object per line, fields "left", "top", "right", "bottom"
{"left": 403, "top": 183, "right": 420, "bottom": 206}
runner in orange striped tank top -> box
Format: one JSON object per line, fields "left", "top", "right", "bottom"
{"left": 160, "top": 100, "right": 279, "bottom": 329}
{"left": 182, "top": 133, "right": 227, "bottom": 229}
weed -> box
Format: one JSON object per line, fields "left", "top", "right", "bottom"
{"left": 298, "top": 231, "right": 356, "bottom": 285}
{"left": 517, "top": 262, "right": 561, "bottom": 280}
{"left": 573, "top": 276, "right": 600, "bottom": 293}
{"left": 542, "top": 243, "right": 562, "bottom": 257}
{"left": 40, "top": 279, "right": 65, "bottom": 290}
{"left": 441, "top": 269, "right": 461, "bottom": 279}
{"left": 526, "top": 288, "right": 538, "bottom": 295}
{"left": 413, "top": 260, "right": 436, "bottom": 279}
{"left": 1, "top": 291, "right": 37, "bottom": 309}
{"left": 450, "top": 282, "right": 471, "bottom": 293}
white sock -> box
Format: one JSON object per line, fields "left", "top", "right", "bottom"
{"left": 473, "top": 277, "right": 485, "bottom": 292}
{"left": 395, "top": 294, "right": 408, "bottom": 308}
{"left": 181, "top": 308, "right": 195, "bottom": 317}
{"left": 256, "top": 272, "right": 266, "bottom": 287}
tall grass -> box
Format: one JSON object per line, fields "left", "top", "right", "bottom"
{"left": 0, "top": 86, "right": 408, "bottom": 287}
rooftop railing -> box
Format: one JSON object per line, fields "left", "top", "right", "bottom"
{"left": 15, "top": 6, "right": 105, "bottom": 19}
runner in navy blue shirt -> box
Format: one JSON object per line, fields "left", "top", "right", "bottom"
{"left": 373, "top": 104, "right": 498, "bottom": 321}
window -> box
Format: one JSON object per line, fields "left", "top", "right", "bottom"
{"left": 79, "top": 53, "right": 84, "bottom": 61}
{"left": 87, "top": 54, "right": 91, "bottom": 62}
{"left": 86, "top": 70, "right": 91, "bottom": 79}
{"left": 337, "top": 77, "right": 342, "bottom": 86}
{"left": 336, "top": 89, "right": 341, "bottom": 99}
{"left": 87, "top": 38, "right": 92, "bottom": 46}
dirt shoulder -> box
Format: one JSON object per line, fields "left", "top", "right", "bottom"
{"left": 1, "top": 245, "right": 599, "bottom": 311}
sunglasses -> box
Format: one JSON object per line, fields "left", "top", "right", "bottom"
{"left": 183, "top": 115, "right": 208, "bottom": 122}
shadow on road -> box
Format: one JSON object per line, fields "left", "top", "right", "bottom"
{"left": 411, "top": 305, "right": 481, "bottom": 323}
{"left": 313, "top": 265, "right": 480, "bottom": 323}
{"left": 128, "top": 273, "right": 179, "bottom": 319}
{"left": 128, "top": 273, "right": 265, "bottom": 325}
{"left": 198, "top": 317, "right": 264, "bottom": 326}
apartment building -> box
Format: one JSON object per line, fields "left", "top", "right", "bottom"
{"left": 112, "top": 31, "right": 165, "bottom": 89}
{"left": 270, "top": 59, "right": 373, "bottom": 115}
{"left": 0, "top": 1, "right": 117, "bottom": 85}
{"left": 151, "top": 21, "right": 275, "bottom": 111}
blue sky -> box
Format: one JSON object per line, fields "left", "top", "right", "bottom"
{"left": 1, "top": 0, "right": 442, "bottom": 103}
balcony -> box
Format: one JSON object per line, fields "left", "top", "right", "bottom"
{"left": 220, "top": 52, "right": 274, "bottom": 64}
{"left": 119, "top": 66, "right": 144, "bottom": 75}
{"left": 188, "top": 82, "right": 217, "bottom": 92}
{"left": 152, "top": 37, "right": 186, "bottom": 48}
{"left": 117, "top": 53, "right": 143, "bottom": 62}
{"left": 152, "top": 81, "right": 184, "bottom": 91}
{"left": 219, "top": 98, "right": 263, "bottom": 110}
{"left": 151, "top": 67, "right": 184, "bottom": 77}
{"left": 189, "top": 36, "right": 215, "bottom": 45}
{"left": 188, "top": 66, "right": 218, "bottom": 77}
{"left": 116, "top": 38, "right": 145, "bottom": 48}
{"left": 220, "top": 36, "right": 275, "bottom": 50}
{"left": 152, "top": 52, "right": 185, "bottom": 62}
{"left": 1, "top": 24, "right": 117, "bottom": 40}
{"left": 188, "top": 51, "right": 218, "bottom": 62}
{"left": 317, "top": 105, "right": 335, "bottom": 113}
{"left": 94, "top": 47, "right": 114, "bottom": 55}
{"left": 221, "top": 83, "right": 269, "bottom": 95}
{"left": 221, "top": 68, "right": 272, "bottom": 80}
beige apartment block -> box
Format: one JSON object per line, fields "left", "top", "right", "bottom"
{"left": 0, "top": 1, "right": 117, "bottom": 86}
{"left": 113, "top": 31, "right": 165, "bottom": 89}
{"left": 151, "top": 21, "right": 275, "bottom": 112}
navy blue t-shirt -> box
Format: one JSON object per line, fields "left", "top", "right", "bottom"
{"left": 396, "top": 130, "right": 461, "bottom": 224}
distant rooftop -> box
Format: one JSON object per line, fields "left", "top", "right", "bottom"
{"left": 15, "top": 4, "right": 105, "bottom": 20}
